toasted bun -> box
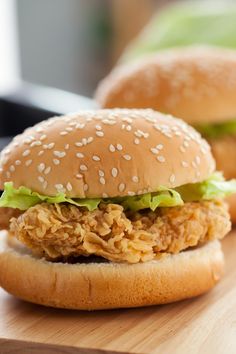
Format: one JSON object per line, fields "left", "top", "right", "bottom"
{"left": 0, "top": 233, "right": 224, "bottom": 310}
{"left": 0, "top": 109, "right": 215, "bottom": 198}
{"left": 96, "top": 47, "right": 236, "bottom": 124}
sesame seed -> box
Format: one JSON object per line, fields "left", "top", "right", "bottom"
{"left": 116, "top": 144, "right": 123, "bottom": 151}
{"left": 102, "top": 119, "right": 116, "bottom": 125}
{"left": 38, "top": 150, "right": 44, "bottom": 156}
{"left": 80, "top": 164, "right": 88, "bottom": 171}
{"left": 179, "top": 146, "right": 186, "bottom": 153}
{"left": 15, "top": 160, "right": 21, "bottom": 165}
{"left": 44, "top": 167, "right": 51, "bottom": 175}
{"left": 87, "top": 137, "right": 94, "bottom": 144}
{"left": 6, "top": 171, "right": 11, "bottom": 178}
{"left": 134, "top": 131, "right": 142, "bottom": 138}
{"left": 92, "top": 155, "right": 100, "bottom": 161}
{"left": 134, "top": 138, "right": 140, "bottom": 145}
{"left": 157, "top": 156, "right": 165, "bottom": 163}
{"left": 40, "top": 134, "right": 47, "bottom": 141}
{"left": 121, "top": 124, "right": 126, "bottom": 130}
{"left": 22, "top": 149, "right": 30, "bottom": 157}
{"left": 156, "top": 144, "right": 163, "bottom": 150}
{"left": 109, "top": 144, "right": 115, "bottom": 152}
{"left": 123, "top": 154, "right": 131, "bottom": 161}
{"left": 132, "top": 176, "right": 139, "bottom": 183}
{"left": 76, "top": 153, "right": 84, "bottom": 158}
{"left": 76, "top": 174, "right": 83, "bottom": 179}
{"left": 76, "top": 123, "right": 85, "bottom": 129}
{"left": 82, "top": 138, "right": 87, "bottom": 145}
{"left": 43, "top": 181, "right": 48, "bottom": 190}
{"left": 99, "top": 177, "right": 106, "bottom": 185}
{"left": 60, "top": 131, "right": 68, "bottom": 136}
{"left": 96, "top": 131, "right": 104, "bottom": 137}
{"left": 25, "top": 159, "right": 32, "bottom": 166}
{"left": 192, "top": 161, "right": 197, "bottom": 168}
{"left": 10, "top": 165, "right": 15, "bottom": 172}
{"left": 126, "top": 125, "right": 132, "bottom": 131}
{"left": 169, "top": 174, "right": 175, "bottom": 184}
{"left": 99, "top": 170, "right": 104, "bottom": 177}
{"left": 183, "top": 141, "right": 189, "bottom": 148}
{"left": 38, "top": 176, "right": 44, "bottom": 183}
{"left": 84, "top": 184, "right": 88, "bottom": 191}
{"left": 65, "top": 144, "right": 70, "bottom": 150}
{"left": 122, "top": 117, "right": 133, "bottom": 123}
{"left": 43, "top": 143, "right": 55, "bottom": 149}
{"left": 182, "top": 161, "right": 188, "bottom": 168}
{"left": 128, "top": 191, "right": 135, "bottom": 196}
{"left": 66, "top": 182, "right": 72, "bottom": 191}
{"left": 53, "top": 159, "right": 60, "bottom": 165}
{"left": 118, "top": 183, "right": 125, "bottom": 192}
{"left": 75, "top": 142, "right": 83, "bottom": 147}
{"left": 102, "top": 193, "right": 108, "bottom": 198}
{"left": 55, "top": 184, "right": 64, "bottom": 191}
{"left": 37, "top": 163, "right": 45, "bottom": 173}
{"left": 95, "top": 124, "right": 102, "bottom": 130}
{"left": 30, "top": 141, "right": 42, "bottom": 147}
{"left": 150, "top": 148, "right": 159, "bottom": 155}
{"left": 66, "top": 127, "right": 73, "bottom": 132}
{"left": 53, "top": 151, "right": 66, "bottom": 158}
{"left": 111, "top": 168, "right": 118, "bottom": 177}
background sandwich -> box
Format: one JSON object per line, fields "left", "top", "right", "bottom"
{"left": 96, "top": 47, "right": 236, "bottom": 221}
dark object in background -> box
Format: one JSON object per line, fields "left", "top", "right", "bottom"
{"left": 0, "top": 82, "right": 96, "bottom": 150}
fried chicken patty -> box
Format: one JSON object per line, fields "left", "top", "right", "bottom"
{"left": 8, "top": 200, "right": 230, "bottom": 263}
{"left": 209, "top": 135, "right": 236, "bottom": 179}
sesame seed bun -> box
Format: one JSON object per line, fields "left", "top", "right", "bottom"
{"left": 0, "top": 109, "right": 215, "bottom": 198}
{"left": 96, "top": 47, "right": 236, "bottom": 124}
{"left": 0, "top": 232, "right": 224, "bottom": 310}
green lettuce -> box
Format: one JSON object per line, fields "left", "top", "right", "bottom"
{"left": 0, "top": 173, "right": 236, "bottom": 212}
{"left": 176, "top": 173, "right": 236, "bottom": 201}
{"left": 196, "top": 120, "right": 236, "bottom": 139}
{"left": 0, "top": 183, "right": 100, "bottom": 211}
{"left": 121, "top": 2, "right": 236, "bottom": 63}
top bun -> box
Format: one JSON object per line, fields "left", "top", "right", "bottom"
{"left": 0, "top": 109, "right": 215, "bottom": 198}
{"left": 96, "top": 47, "right": 236, "bottom": 124}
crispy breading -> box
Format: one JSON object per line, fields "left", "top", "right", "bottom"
{"left": 0, "top": 207, "right": 22, "bottom": 230}
{"left": 9, "top": 200, "right": 230, "bottom": 263}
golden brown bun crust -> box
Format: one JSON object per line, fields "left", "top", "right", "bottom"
{"left": 0, "top": 233, "right": 224, "bottom": 310}
{"left": 96, "top": 47, "right": 236, "bottom": 124}
{"left": 0, "top": 109, "right": 214, "bottom": 198}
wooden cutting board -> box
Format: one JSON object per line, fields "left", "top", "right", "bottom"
{"left": 1, "top": 231, "right": 236, "bottom": 354}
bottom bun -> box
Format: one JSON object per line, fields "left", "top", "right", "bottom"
{"left": 0, "top": 232, "right": 224, "bottom": 310}
{"left": 226, "top": 194, "right": 236, "bottom": 224}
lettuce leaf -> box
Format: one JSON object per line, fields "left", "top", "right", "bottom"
{"left": 0, "top": 173, "right": 236, "bottom": 212}
{"left": 108, "top": 187, "right": 183, "bottom": 212}
{"left": 175, "top": 172, "right": 236, "bottom": 201}
{"left": 196, "top": 120, "right": 236, "bottom": 139}
{"left": 0, "top": 183, "right": 101, "bottom": 211}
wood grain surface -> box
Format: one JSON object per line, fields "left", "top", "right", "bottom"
{"left": 1, "top": 231, "right": 236, "bottom": 354}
